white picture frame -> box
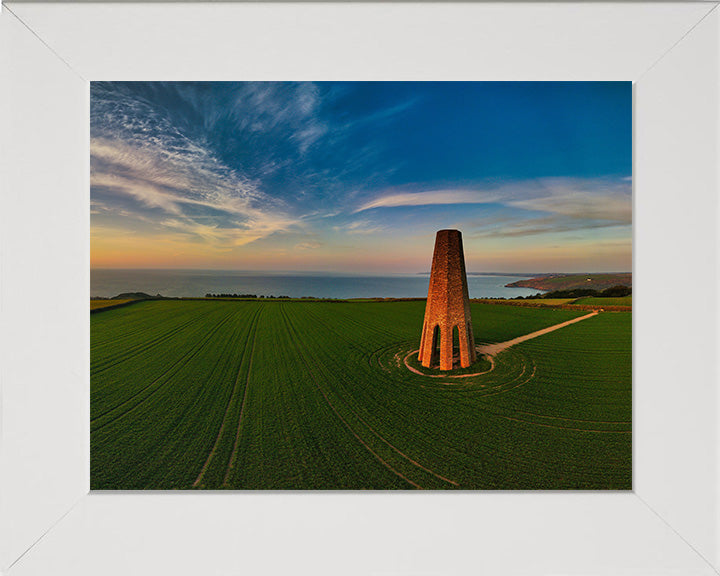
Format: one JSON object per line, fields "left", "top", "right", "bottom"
{"left": 1, "top": 2, "right": 718, "bottom": 574}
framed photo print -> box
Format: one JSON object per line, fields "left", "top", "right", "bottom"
{"left": 1, "top": 2, "right": 718, "bottom": 574}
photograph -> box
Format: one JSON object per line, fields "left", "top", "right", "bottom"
{"left": 90, "top": 81, "right": 632, "bottom": 490}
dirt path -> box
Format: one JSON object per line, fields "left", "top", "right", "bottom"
{"left": 476, "top": 311, "right": 599, "bottom": 356}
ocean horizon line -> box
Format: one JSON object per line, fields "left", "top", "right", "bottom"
{"left": 91, "top": 269, "right": 549, "bottom": 300}
{"left": 90, "top": 267, "right": 630, "bottom": 277}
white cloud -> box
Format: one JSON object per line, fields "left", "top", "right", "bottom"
{"left": 334, "top": 219, "right": 385, "bottom": 235}
{"left": 228, "top": 82, "right": 328, "bottom": 155}
{"left": 294, "top": 241, "right": 322, "bottom": 251}
{"left": 292, "top": 123, "right": 328, "bottom": 154}
{"left": 355, "top": 189, "right": 501, "bottom": 212}
{"left": 91, "top": 136, "right": 299, "bottom": 248}
{"left": 355, "top": 178, "right": 631, "bottom": 224}
{"left": 509, "top": 192, "right": 630, "bottom": 223}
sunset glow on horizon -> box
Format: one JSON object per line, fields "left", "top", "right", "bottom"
{"left": 91, "top": 82, "right": 631, "bottom": 274}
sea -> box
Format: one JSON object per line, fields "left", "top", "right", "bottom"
{"left": 91, "top": 269, "right": 544, "bottom": 300}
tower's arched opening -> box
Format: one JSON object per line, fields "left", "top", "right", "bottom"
{"left": 452, "top": 325, "right": 460, "bottom": 367}
{"left": 429, "top": 325, "right": 440, "bottom": 368}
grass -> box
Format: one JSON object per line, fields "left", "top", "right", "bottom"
{"left": 91, "top": 300, "right": 631, "bottom": 490}
{"left": 90, "top": 299, "right": 133, "bottom": 310}
{"left": 572, "top": 295, "right": 632, "bottom": 307}
{"left": 504, "top": 298, "right": 574, "bottom": 306}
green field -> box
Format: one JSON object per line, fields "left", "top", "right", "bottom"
{"left": 572, "top": 295, "right": 632, "bottom": 307}
{"left": 90, "top": 298, "right": 133, "bottom": 310}
{"left": 497, "top": 298, "right": 575, "bottom": 306}
{"left": 91, "top": 300, "right": 631, "bottom": 490}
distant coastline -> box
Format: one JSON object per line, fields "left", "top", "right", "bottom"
{"left": 505, "top": 273, "right": 632, "bottom": 291}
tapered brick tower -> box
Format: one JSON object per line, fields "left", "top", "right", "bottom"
{"left": 418, "top": 230, "right": 476, "bottom": 370}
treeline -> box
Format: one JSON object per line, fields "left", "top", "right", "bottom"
{"left": 205, "top": 293, "right": 291, "bottom": 299}
{"left": 513, "top": 285, "right": 632, "bottom": 300}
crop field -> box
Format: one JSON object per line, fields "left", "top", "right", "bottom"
{"left": 520, "top": 298, "right": 574, "bottom": 305}
{"left": 572, "top": 295, "right": 632, "bottom": 307}
{"left": 486, "top": 298, "right": 575, "bottom": 306}
{"left": 90, "top": 299, "right": 133, "bottom": 310}
{"left": 91, "top": 300, "right": 631, "bottom": 490}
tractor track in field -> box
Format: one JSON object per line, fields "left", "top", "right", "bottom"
{"left": 495, "top": 408, "right": 631, "bottom": 426}
{"left": 90, "top": 311, "right": 162, "bottom": 349}
{"left": 482, "top": 410, "right": 632, "bottom": 434}
{"left": 148, "top": 311, "right": 253, "bottom": 482}
{"left": 300, "top": 304, "right": 400, "bottom": 350}
{"left": 221, "top": 307, "right": 264, "bottom": 487}
{"left": 91, "top": 314, "right": 201, "bottom": 376}
{"left": 281, "top": 305, "right": 459, "bottom": 489}
{"left": 305, "top": 304, "right": 398, "bottom": 341}
{"left": 293, "top": 307, "right": 464, "bottom": 487}
{"left": 91, "top": 310, "right": 239, "bottom": 431}
{"left": 193, "top": 305, "right": 264, "bottom": 488}
{"left": 368, "top": 345, "right": 392, "bottom": 372}
{"left": 388, "top": 343, "right": 535, "bottom": 397}
{"left": 336, "top": 400, "right": 459, "bottom": 486}
{"left": 279, "top": 306, "right": 421, "bottom": 489}
{"left": 298, "top": 325, "right": 461, "bottom": 486}
{"left": 90, "top": 311, "right": 195, "bottom": 352}
{"left": 474, "top": 361, "right": 537, "bottom": 398}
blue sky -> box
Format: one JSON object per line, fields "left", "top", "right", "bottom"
{"left": 91, "top": 81, "right": 631, "bottom": 273}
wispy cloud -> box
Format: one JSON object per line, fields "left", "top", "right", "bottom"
{"left": 466, "top": 215, "right": 627, "bottom": 239}
{"left": 506, "top": 178, "right": 631, "bottom": 224}
{"left": 222, "top": 82, "right": 331, "bottom": 156}
{"left": 294, "top": 241, "right": 322, "bottom": 251}
{"left": 91, "top": 135, "right": 299, "bottom": 249}
{"left": 355, "top": 177, "right": 631, "bottom": 223}
{"left": 334, "top": 219, "right": 386, "bottom": 235}
{"left": 355, "top": 189, "right": 501, "bottom": 213}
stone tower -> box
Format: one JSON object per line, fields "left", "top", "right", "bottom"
{"left": 418, "top": 229, "right": 476, "bottom": 370}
